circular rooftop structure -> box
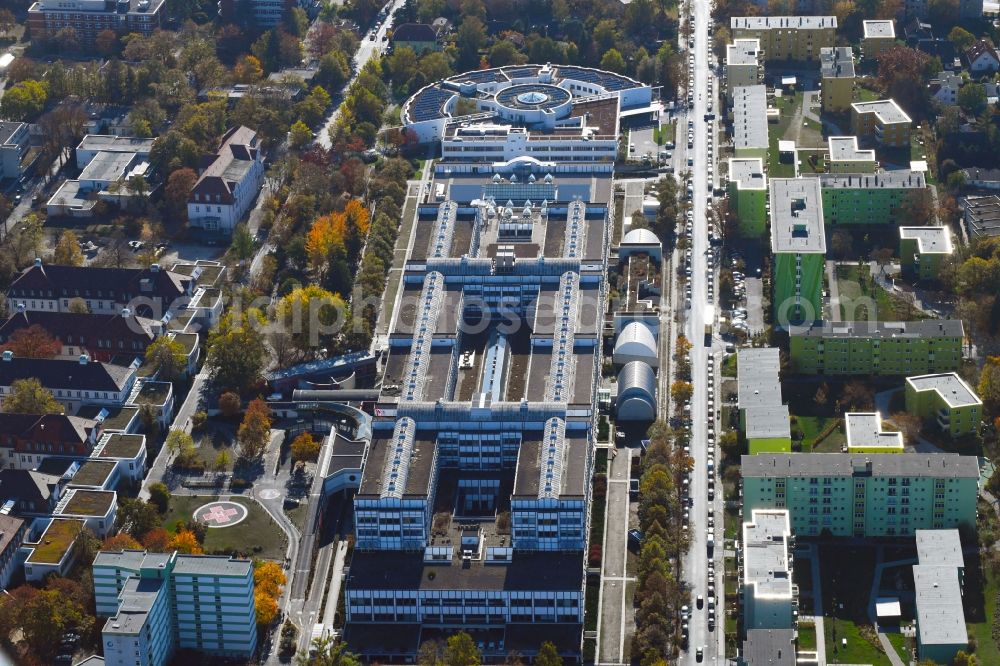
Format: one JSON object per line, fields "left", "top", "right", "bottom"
{"left": 400, "top": 64, "right": 652, "bottom": 142}
{"left": 496, "top": 83, "right": 571, "bottom": 111}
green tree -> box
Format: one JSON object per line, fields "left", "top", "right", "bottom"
{"left": 535, "top": 642, "right": 562, "bottom": 666}
{"left": 456, "top": 17, "right": 487, "bottom": 70}
{"left": 600, "top": 48, "right": 627, "bottom": 74}
{"left": 948, "top": 26, "right": 976, "bottom": 51}
{"left": 488, "top": 41, "right": 524, "bottom": 67}
{"left": 230, "top": 224, "right": 256, "bottom": 261}
{"left": 116, "top": 497, "right": 162, "bottom": 540}
{"left": 445, "top": 632, "right": 481, "bottom": 666}
{"left": 148, "top": 482, "right": 170, "bottom": 513}
{"left": 297, "top": 636, "right": 362, "bottom": 665}
{"left": 0, "top": 80, "right": 48, "bottom": 121}
{"left": 145, "top": 336, "right": 187, "bottom": 382}
{"left": 290, "top": 120, "right": 313, "bottom": 149}
{"left": 958, "top": 83, "right": 987, "bottom": 114}
{"left": 3, "top": 378, "right": 61, "bottom": 414}
{"left": 206, "top": 309, "right": 268, "bottom": 391}
{"left": 165, "top": 429, "right": 195, "bottom": 455}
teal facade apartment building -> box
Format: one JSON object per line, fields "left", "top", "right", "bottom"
{"left": 94, "top": 550, "right": 257, "bottom": 665}
{"left": 742, "top": 453, "right": 979, "bottom": 537}
{"left": 770, "top": 178, "right": 826, "bottom": 326}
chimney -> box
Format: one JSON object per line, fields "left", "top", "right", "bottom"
{"left": 33, "top": 258, "right": 41, "bottom": 268}
{"left": 121, "top": 308, "right": 132, "bottom": 318}
{"left": 79, "top": 354, "right": 89, "bottom": 365}
{"left": 150, "top": 263, "right": 160, "bottom": 273}
{"left": 16, "top": 303, "right": 24, "bottom": 313}
{"left": 1, "top": 351, "right": 12, "bottom": 362}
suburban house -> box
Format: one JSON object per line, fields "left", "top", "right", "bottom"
{"left": 0, "top": 352, "right": 140, "bottom": 414}
{"left": 0, "top": 308, "right": 161, "bottom": 362}
{"left": 7, "top": 261, "right": 193, "bottom": 317}
{"left": 0, "top": 468, "right": 64, "bottom": 515}
{"left": 186, "top": 126, "right": 265, "bottom": 235}
{"left": 928, "top": 71, "right": 963, "bottom": 105}
{"left": 0, "top": 413, "right": 101, "bottom": 471}
{"left": 391, "top": 23, "right": 440, "bottom": 53}
{"left": 966, "top": 40, "right": 1000, "bottom": 73}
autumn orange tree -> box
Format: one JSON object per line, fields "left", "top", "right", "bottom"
{"left": 141, "top": 527, "right": 172, "bottom": 552}
{"left": 304, "top": 198, "right": 370, "bottom": 284}
{"left": 238, "top": 398, "right": 272, "bottom": 460}
{"left": 103, "top": 533, "right": 142, "bottom": 550}
{"left": 168, "top": 529, "right": 203, "bottom": 555}
{"left": 290, "top": 432, "right": 321, "bottom": 464}
{"left": 254, "top": 560, "right": 286, "bottom": 626}
{"left": 3, "top": 324, "right": 61, "bottom": 358}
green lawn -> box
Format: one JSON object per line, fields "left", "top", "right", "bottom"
{"left": 836, "top": 264, "right": 925, "bottom": 322}
{"left": 795, "top": 415, "right": 845, "bottom": 452}
{"left": 722, "top": 353, "right": 737, "bottom": 377}
{"left": 968, "top": 562, "right": 1000, "bottom": 665}
{"left": 767, "top": 93, "right": 800, "bottom": 178}
{"left": 825, "top": 616, "right": 891, "bottom": 665}
{"left": 885, "top": 631, "right": 910, "bottom": 664}
{"left": 162, "top": 495, "right": 288, "bottom": 561}
{"left": 799, "top": 149, "right": 826, "bottom": 174}
{"left": 798, "top": 622, "right": 817, "bottom": 651}
{"left": 654, "top": 121, "right": 676, "bottom": 146}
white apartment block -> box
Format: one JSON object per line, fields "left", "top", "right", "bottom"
{"left": 742, "top": 510, "right": 797, "bottom": 631}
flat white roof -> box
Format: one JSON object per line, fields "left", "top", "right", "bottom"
{"left": 851, "top": 99, "right": 912, "bottom": 125}
{"left": 863, "top": 20, "right": 896, "bottom": 39}
{"left": 900, "top": 226, "right": 953, "bottom": 255}
{"left": 845, "top": 412, "right": 904, "bottom": 451}
{"left": 742, "top": 510, "right": 793, "bottom": 598}
{"left": 906, "top": 373, "right": 982, "bottom": 409}
{"left": 827, "top": 136, "right": 875, "bottom": 162}
{"left": 770, "top": 178, "right": 826, "bottom": 254}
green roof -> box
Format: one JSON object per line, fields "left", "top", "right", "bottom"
{"left": 100, "top": 434, "right": 145, "bottom": 459}
{"left": 62, "top": 489, "right": 115, "bottom": 516}
{"left": 77, "top": 405, "right": 138, "bottom": 432}
{"left": 26, "top": 518, "right": 83, "bottom": 564}
{"left": 132, "top": 382, "right": 171, "bottom": 406}
{"left": 70, "top": 460, "right": 116, "bottom": 488}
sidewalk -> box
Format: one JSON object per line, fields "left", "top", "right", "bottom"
{"left": 825, "top": 261, "right": 841, "bottom": 321}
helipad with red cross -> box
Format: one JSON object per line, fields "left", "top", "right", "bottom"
{"left": 193, "top": 500, "right": 248, "bottom": 528}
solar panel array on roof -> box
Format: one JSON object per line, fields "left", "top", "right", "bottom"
{"left": 458, "top": 69, "right": 508, "bottom": 84}
{"left": 506, "top": 67, "right": 540, "bottom": 79}
{"left": 557, "top": 66, "right": 639, "bottom": 92}
{"left": 410, "top": 86, "right": 454, "bottom": 121}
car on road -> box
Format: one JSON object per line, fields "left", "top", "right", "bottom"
{"left": 696, "top": 594, "right": 704, "bottom": 609}
{"left": 627, "top": 529, "right": 643, "bottom": 548}
{"left": 696, "top": 647, "right": 704, "bottom": 662}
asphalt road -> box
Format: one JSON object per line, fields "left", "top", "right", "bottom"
{"left": 316, "top": 0, "right": 406, "bottom": 150}
{"left": 680, "top": 0, "right": 726, "bottom": 663}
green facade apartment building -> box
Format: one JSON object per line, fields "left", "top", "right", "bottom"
{"left": 742, "top": 453, "right": 980, "bottom": 537}
{"left": 905, "top": 373, "right": 982, "bottom": 438}
{"left": 737, "top": 348, "right": 791, "bottom": 453}
{"left": 899, "top": 226, "right": 953, "bottom": 281}
{"left": 788, "top": 320, "right": 964, "bottom": 375}
{"left": 819, "top": 170, "right": 926, "bottom": 225}
{"left": 771, "top": 178, "right": 826, "bottom": 326}
{"left": 728, "top": 158, "right": 767, "bottom": 237}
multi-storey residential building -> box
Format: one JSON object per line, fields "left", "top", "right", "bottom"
{"left": 788, "top": 320, "right": 964, "bottom": 375}
{"left": 741, "top": 510, "right": 796, "bottom": 631}
{"left": 905, "top": 373, "right": 982, "bottom": 438}
{"left": 7, "top": 261, "right": 193, "bottom": 317}
{"left": 742, "top": 453, "right": 980, "bottom": 537}
{"left": 0, "top": 122, "right": 30, "bottom": 181}
{"left": 851, "top": 99, "right": 912, "bottom": 148}
{"left": 343, "top": 159, "right": 609, "bottom": 662}
{"left": 819, "top": 170, "right": 926, "bottom": 225}
{"left": 820, "top": 47, "right": 855, "bottom": 112}
{"left": 732, "top": 85, "right": 769, "bottom": 159}
{"left": 27, "top": 0, "right": 164, "bottom": 47}
{"left": 845, "top": 412, "right": 904, "bottom": 453}
{"left": 862, "top": 20, "right": 896, "bottom": 60}
{"left": 95, "top": 550, "right": 257, "bottom": 664}
{"left": 770, "top": 178, "right": 826, "bottom": 325}
{"left": 726, "top": 39, "right": 764, "bottom": 102}
{"left": 0, "top": 308, "right": 160, "bottom": 362}
{"left": 187, "top": 126, "right": 265, "bottom": 235}
{"left": 730, "top": 16, "right": 837, "bottom": 61}
{"left": 913, "top": 530, "right": 968, "bottom": 664}
{"left": 736, "top": 348, "right": 791, "bottom": 454}
{"left": 0, "top": 412, "right": 100, "bottom": 470}
{"left": 0, "top": 352, "right": 138, "bottom": 414}
{"left": 825, "top": 136, "right": 876, "bottom": 173}
{"left": 899, "top": 226, "right": 952, "bottom": 280}
{"left": 727, "top": 158, "right": 767, "bottom": 236}
{"left": 741, "top": 629, "right": 796, "bottom": 666}
{"left": 962, "top": 194, "right": 1000, "bottom": 240}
